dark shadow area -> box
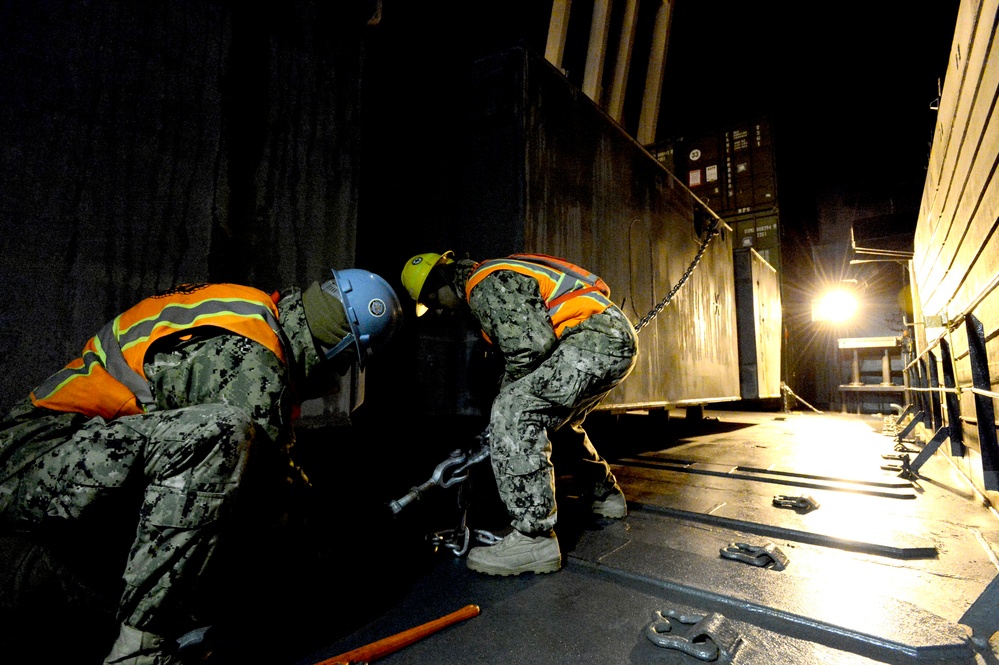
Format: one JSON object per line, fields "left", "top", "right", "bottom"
{"left": 584, "top": 409, "right": 763, "bottom": 460}
{"left": 709, "top": 398, "right": 784, "bottom": 412}
{"left": 0, "top": 416, "right": 485, "bottom": 665}
{"left": 194, "top": 419, "right": 477, "bottom": 665}
{"left": 0, "top": 532, "right": 121, "bottom": 664}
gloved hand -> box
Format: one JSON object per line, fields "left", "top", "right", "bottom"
{"left": 301, "top": 280, "right": 352, "bottom": 347}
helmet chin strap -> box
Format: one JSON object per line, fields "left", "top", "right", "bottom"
{"left": 324, "top": 332, "right": 356, "bottom": 362}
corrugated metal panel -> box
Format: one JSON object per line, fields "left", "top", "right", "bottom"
{"left": 912, "top": 0, "right": 999, "bottom": 504}
{"left": 727, "top": 121, "right": 777, "bottom": 213}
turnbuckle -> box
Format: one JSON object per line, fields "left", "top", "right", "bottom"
{"left": 719, "top": 542, "right": 789, "bottom": 571}
{"left": 448, "top": 444, "right": 490, "bottom": 480}
{"left": 388, "top": 450, "right": 467, "bottom": 515}
{"left": 388, "top": 442, "right": 492, "bottom": 515}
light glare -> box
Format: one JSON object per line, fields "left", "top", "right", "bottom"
{"left": 812, "top": 289, "right": 858, "bottom": 323}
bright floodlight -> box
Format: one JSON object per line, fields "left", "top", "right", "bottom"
{"left": 812, "top": 288, "right": 858, "bottom": 323}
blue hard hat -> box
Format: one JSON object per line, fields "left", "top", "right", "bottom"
{"left": 321, "top": 268, "right": 404, "bottom": 368}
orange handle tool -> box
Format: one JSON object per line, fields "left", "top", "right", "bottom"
{"left": 315, "top": 603, "right": 481, "bottom": 665}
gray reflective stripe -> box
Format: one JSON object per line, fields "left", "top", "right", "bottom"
{"left": 506, "top": 257, "right": 596, "bottom": 311}
{"left": 549, "top": 273, "right": 577, "bottom": 303}
{"left": 97, "top": 321, "right": 154, "bottom": 405}
{"left": 478, "top": 258, "right": 561, "bottom": 282}
{"left": 31, "top": 348, "right": 103, "bottom": 400}
{"left": 33, "top": 296, "right": 282, "bottom": 409}
{"left": 507, "top": 254, "right": 602, "bottom": 287}
{"left": 548, "top": 289, "right": 613, "bottom": 317}
{"left": 116, "top": 298, "right": 280, "bottom": 351}
{"left": 478, "top": 258, "right": 572, "bottom": 307}
{"left": 499, "top": 256, "right": 602, "bottom": 307}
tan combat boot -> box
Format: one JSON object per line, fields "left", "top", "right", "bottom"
{"left": 104, "top": 624, "right": 182, "bottom": 665}
{"left": 466, "top": 529, "right": 561, "bottom": 576}
{"left": 591, "top": 484, "right": 628, "bottom": 519}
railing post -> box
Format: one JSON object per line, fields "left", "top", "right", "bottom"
{"left": 939, "top": 338, "right": 963, "bottom": 456}
{"left": 927, "top": 350, "right": 942, "bottom": 433}
{"left": 890, "top": 344, "right": 961, "bottom": 479}
{"left": 901, "top": 332, "right": 914, "bottom": 408}
{"left": 916, "top": 358, "right": 933, "bottom": 429}
{"left": 966, "top": 314, "right": 999, "bottom": 491}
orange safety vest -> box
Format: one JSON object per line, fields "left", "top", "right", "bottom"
{"left": 464, "top": 253, "right": 614, "bottom": 339}
{"left": 31, "top": 284, "right": 287, "bottom": 420}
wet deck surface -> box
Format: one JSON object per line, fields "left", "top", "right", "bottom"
{"left": 223, "top": 409, "right": 999, "bottom": 665}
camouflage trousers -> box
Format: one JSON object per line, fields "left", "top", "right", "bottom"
{"left": 488, "top": 338, "right": 636, "bottom": 536}
{"left": 0, "top": 400, "right": 255, "bottom": 638}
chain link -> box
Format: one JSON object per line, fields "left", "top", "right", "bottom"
{"left": 633, "top": 213, "right": 721, "bottom": 334}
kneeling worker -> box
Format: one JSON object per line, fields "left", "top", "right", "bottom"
{"left": 0, "top": 269, "right": 403, "bottom": 664}
{"left": 401, "top": 251, "right": 638, "bottom": 577}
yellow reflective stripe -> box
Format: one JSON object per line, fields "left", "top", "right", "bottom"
{"left": 479, "top": 259, "right": 560, "bottom": 281}
{"left": 467, "top": 259, "right": 561, "bottom": 299}
{"left": 117, "top": 298, "right": 278, "bottom": 349}
{"left": 117, "top": 309, "right": 273, "bottom": 354}
{"left": 31, "top": 350, "right": 102, "bottom": 400}
{"left": 549, "top": 272, "right": 584, "bottom": 304}
{"left": 549, "top": 290, "right": 613, "bottom": 314}
{"left": 507, "top": 253, "right": 606, "bottom": 287}
{"left": 92, "top": 329, "right": 107, "bottom": 363}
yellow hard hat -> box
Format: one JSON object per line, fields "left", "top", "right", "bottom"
{"left": 401, "top": 251, "right": 454, "bottom": 316}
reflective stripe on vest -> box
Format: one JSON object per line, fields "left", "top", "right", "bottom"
{"left": 465, "top": 256, "right": 613, "bottom": 339}
{"left": 505, "top": 253, "right": 610, "bottom": 297}
{"left": 31, "top": 284, "right": 286, "bottom": 419}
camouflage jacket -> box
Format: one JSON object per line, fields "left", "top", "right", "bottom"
{"left": 141, "top": 286, "right": 323, "bottom": 448}
{"left": 451, "top": 259, "right": 637, "bottom": 385}
{"left": 1, "top": 287, "right": 329, "bottom": 490}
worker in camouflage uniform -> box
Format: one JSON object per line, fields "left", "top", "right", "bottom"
{"left": 0, "top": 270, "right": 403, "bottom": 664}
{"left": 401, "top": 251, "right": 638, "bottom": 576}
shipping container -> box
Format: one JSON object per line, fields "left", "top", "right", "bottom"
{"left": 732, "top": 210, "right": 782, "bottom": 276}
{"left": 647, "top": 143, "right": 675, "bottom": 173}
{"left": 678, "top": 133, "right": 725, "bottom": 212}
{"left": 675, "top": 118, "right": 777, "bottom": 216}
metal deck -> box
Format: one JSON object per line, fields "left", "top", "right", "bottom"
{"left": 208, "top": 409, "right": 999, "bottom": 665}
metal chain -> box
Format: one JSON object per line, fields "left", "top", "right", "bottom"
{"left": 633, "top": 215, "right": 721, "bottom": 334}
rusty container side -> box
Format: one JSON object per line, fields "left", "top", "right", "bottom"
{"left": 458, "top": 46, "right": 741, "bottom": 412}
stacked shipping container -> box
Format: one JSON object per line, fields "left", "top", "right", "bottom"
{"left": 652, "top": 118, "right": 781, "bottom": 278}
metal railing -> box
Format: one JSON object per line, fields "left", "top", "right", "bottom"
{"left": 897, "top": 265, "right": 999, "bottom": 490}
